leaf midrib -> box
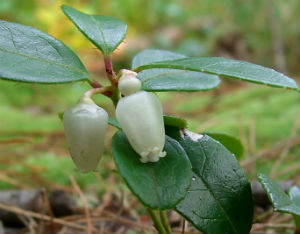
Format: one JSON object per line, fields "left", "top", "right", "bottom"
{"left": 191, "top": 141, "right": 238, "bottom": 233}
{"left": 0, "top": 47, "right": 88, "bottom": 76}
{"left": 141, "top": 69, "right": 186, "bottom": 84}
{"left": 150, "top": 163, "right": 161, "bottom": 208}
{"left": 91, "top": 15, "right": 109, "bottom": 55}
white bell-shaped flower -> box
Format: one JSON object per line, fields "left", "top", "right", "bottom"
{"left": 116, "top": 88, "right": 166, "bottom": 163}
{"left": 118, "top": 69, "right": 141, "bottom": 96}
{"left": 63, "top": 98, "right": 108, "bottom": 173}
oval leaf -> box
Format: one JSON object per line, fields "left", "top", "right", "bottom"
{"left": 258, "top": 173, "right": 300, "bottom": 216}
{"left": 132, "top": 49, "right": 220, "bottom": 92}
{"left": 112, "top": 131, "right": 192, "bottom": 210}
{"left": 62, "top": 5, "right": 127, "bottom": 55}
{"left": 0, "top": 20, "right": 90, "bottom": 83}
{"left": 202, "top": 131, "right": 244, "bottom": 159}
{"left": 134, "top": 57, "right": 299, "bottom": 91}
{"left": 168, "top": 129, "right": 253, "bottom": 234}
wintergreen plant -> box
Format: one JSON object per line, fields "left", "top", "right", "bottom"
{"left": 0, "top": 5, "right": 299, "bottom": 234}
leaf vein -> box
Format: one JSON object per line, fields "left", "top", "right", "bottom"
{"left": 197, "top": 142, "right": 238, "bottom": 233}
{"left": 0, "top": 47, "right": 88, "bottom": 77}
{"left": 91, "top": 16, "right": 108, "bottom": 54}
{"left": 141, "top": 69, "right": 186, "bottom": 84}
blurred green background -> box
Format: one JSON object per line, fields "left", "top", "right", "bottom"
{"left": 0, "top": 0, "right": 299, "bottom": 194}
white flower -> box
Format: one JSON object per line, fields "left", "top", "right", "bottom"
{"left": 116, "top": 90, "right": 166, "bottom": 163}
{"left": 118, "top": 69, "right": 141, "bottom": 96}
{"left": 63, "top": 99, "right": 108, "bottom": 173}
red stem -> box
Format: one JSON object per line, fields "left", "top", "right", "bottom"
{"left": 89, "top": 80, "right": 112, "bottom": 98}
{"left": 104, "top": 56, "right": 117, "bottom": 86}
{"left": 90, "top": 80, "right": 102, "bottom": 88}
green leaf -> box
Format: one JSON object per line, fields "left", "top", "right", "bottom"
{"left": 163, "top": 115, "right": 188, "bottom": 129}
{"left": 62, "top": 5, "right": 127, "bottom": 55}
{"left": 168, "top": 129, "right": 253, "bottom": 234}
{"left": 132, "top": 49, "right": 220, "bottom": 92}
{"left": 289, "top": 186, "right": 300, "bottom": 229}
{"left": 109, "top": 115, "right": 187, "bottom": 130}
{"left": 112, "top": 131, "right": 192, "bottom": 210}
{"left": 289, "top": 186, "right": 300, "bottom": 206}
{"left": 202, "top": 131, "right": 244, "bottom": 159}
{"left": 0, "top": 20, "right": 90, "bottom": 83}
{"left": 258, "top": 173, "right": 300, "bottom": 216}
{"left": 132, "top": 49, "right": 186, "bottom": 68}
{"left": 134, "top": 57, "right": 299, "bottom": 91}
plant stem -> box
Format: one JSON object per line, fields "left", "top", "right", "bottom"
{"left": 159, "top": 211, "right": 171, "bottom": 234}
{"left": 89, "top": 79, "right": 102, "bottom": 88}
{"left": 103, "top": 55, "right": 120, "bottom": 106}
{"left": 111, "top": 87, "right": 120, "bottom": 107}
{"left": 81, "top": 87, "right": 112, "bottom": 102}
{"left": 147, "top": 208, "right": 167, "bottom": 234}
{"left": 104, "top": 55, "right": 117, "bottom": 86}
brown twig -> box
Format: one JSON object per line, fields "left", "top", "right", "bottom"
{"left": 41, "top": 189, "right": 56, "bottom": 233}
{"left": 17, "top": 213, "right": 37, "bottom": 233}
{"left": 61, "top": 213, "right": 154, "bottom": 232}
{"left": 181, "top": 218, "right": 185, "bottom": 234}
{"left": 252, "top": 223, "right": 294, "bottom": 230}
{"left": 241, "top": 136, "right": 300, "bottom": 167}
{"left": 172, "top": 229, "right": 199, "bottom": 234}
{"left": 94, "top": 173, "right": 115, "bottom": 215}
{"left": 101, "top": 210, "right": 155, "bottom": 231}
{"left": 105, "top": 189, "right": 125, "bottom": 230}
{"left": 270, "top": 145, "right": 290, "bottom": 179}
{"left": 0, "top": 203, "right": 88, "bottom": 231}
{"left": 275, "top": 163, "right": 300, "bottom": 178}
{"left": 69, "top": 175, "right": 93, "bottom": 234}
{"left": 0, "top": 173, "right": 31, "bottom": 189}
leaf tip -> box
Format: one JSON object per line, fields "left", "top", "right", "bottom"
{"left": 60, "top": 4, "right": 68, "bottom": 12}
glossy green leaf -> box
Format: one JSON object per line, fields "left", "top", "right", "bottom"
{"left": 109, "top": 115, "right": 187, "bottom": 130}
{"left": 168, "top": 129, "right": 253, "bottom": 234}
{"left": 289, "top": 186, "right": 300, "bottom": 206}
{"left": 132, "top": 49, "right": 220, "bottom": 92}
{"left": 132, "top": 49, "right": 186, "bottom": 68}
{"left": 62, "top": 5, "right": 127, "bottom": 55}
{"left": 289, "top": 186, "right": 300, "bottom": 229}
{"left": 258, "top": 173, "right": 300, "bottom": 216}
{"left": 202, "top": 131, "right": 244, "bottom": 159}
{"left": 0, "top": 20, "right": 90, "bottom": 83}
{"left": 163, "top": 115, "right": 188, "bottom": 129}
{"left": 112, "top": 131, "right": 192, "bottom": 210}
{"left": 134, "top": 57, "right": 299, "bottom": 91}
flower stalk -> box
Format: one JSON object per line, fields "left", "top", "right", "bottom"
{"left": 159, "top": 211, "right": 171, "bottom": 234}
{"left": 147, "top": 208, "right": 167, "bottom": 234}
